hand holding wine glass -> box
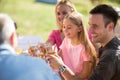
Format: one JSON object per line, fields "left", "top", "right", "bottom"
{"left": 28, "top": 42, "right": 58, "bottom": 60}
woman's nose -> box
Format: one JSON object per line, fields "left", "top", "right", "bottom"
{"left": 63, "top": 27, "right": 68, "bottom": 32}
{"left": 59, "top": 14, "right": 64, "bottom": 21}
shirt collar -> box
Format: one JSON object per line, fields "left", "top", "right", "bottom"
{"left": 98, "top": 37, "right": 118, "bottom": 58}
{"left": 0, "top": 44, "right": 16, "bottom": 55}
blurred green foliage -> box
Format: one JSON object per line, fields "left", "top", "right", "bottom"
{"left": 109, "top": 0, "right": 120, "bottom": 3}
{"left": 0, "top": 0, "right": 120, "bottom": 40}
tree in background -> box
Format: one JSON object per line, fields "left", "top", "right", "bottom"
{"left": 90, "top": 0, "right": 103, "bottom": 4}
{"left": 0, "top": 0, "right": 4, "bottom": 11}
{"left": 109, "top": 0, "right": 120, "bottom": 3}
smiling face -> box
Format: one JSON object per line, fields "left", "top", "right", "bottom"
{"left": 63, "top": 18, "right": 81, "bottom": 39}
{"left": 88, "top": 14, "right": 110, "bottom": 44}
{"left": 56, "top": 4, "right": 73, "bottom": 30}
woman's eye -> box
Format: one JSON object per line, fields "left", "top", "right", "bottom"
{"left": 63, "top": 25, "right": 71, "bottom": 30}
{"left": 67, "top": 27, "right": 71, "bottom": 29}
{"left": 67, "top": 26, "right": 72, "bottom": 29}
{"left": 62, "top": 12, "right": 67, "bottom": 15}
{"left": 57, "top": 12, "right": 60, "bottom": 15}
{"left": 63, "top": 26, "right": 65, "bottom": 29}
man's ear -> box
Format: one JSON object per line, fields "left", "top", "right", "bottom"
{"left": 108, "top": 22, "right": 114, "bottom": 31}
{"left": 10, "top": 32, "right": 16, "bottom": 48}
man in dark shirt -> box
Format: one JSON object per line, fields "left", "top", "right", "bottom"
{"left": 46, "top": 4, "right": 120, "bottom": 80}
{"left": 88, "top": 4, "right": 120, "bottom": 80}
{"left": 89, "top": 37, "right": 120, "bottom": 80}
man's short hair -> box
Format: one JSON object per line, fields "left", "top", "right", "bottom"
{"left": 90, "top": 4, "right": 119, "bottom": 28}
{"left": 0, "top": 13, "right": 15, "bottom": 44}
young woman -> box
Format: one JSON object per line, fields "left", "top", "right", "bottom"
{"left": 46, "top": 0, "right": 77, "bottom": 50}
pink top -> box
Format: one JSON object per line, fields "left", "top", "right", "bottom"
{"left": 60, "top": 38, "right": 90, "bottom": 74}
{"left": 48, "top": 30, "right": 62, "bottom": 50}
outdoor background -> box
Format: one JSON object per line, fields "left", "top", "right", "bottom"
{"left": 0, "top": 0, "right": 120, "bottom": 41}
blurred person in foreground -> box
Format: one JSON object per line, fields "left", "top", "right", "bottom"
{"left": 46, "top": 4, "right": 120, "bottom": 80}
{"left": 0, "top": 13, "right": 60, "bottom": 80}
{"left": 88, "top": 4, "right": 120, "bottom": 80}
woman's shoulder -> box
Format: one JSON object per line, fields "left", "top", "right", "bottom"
{"left": 50, "top": 30, "right": 61, "bottom": 36}
{"left": 51, "top": 29, "right": 60, "bottom": 33}
{"left": 63, "top": 37, "right": 70, "bottom": 42}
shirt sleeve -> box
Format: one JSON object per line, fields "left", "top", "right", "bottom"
{"left": 48, "top": 30, "right": 56, "bottom": 44}
{"left": 81, "top": 48, "right": 91, "bottom": 62}
{"left": 59, "top": 38, "right": 66, "bottom": 50}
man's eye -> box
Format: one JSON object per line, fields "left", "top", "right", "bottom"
{"left": 90, "top": 25, "right": 97, "bottom": 29}
{"left": 93, "top": 25, "right": 98, "bottom": 28}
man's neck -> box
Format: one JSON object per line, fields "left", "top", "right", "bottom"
{"left": 101, "top": 34, "right": 115, "bottom": 47}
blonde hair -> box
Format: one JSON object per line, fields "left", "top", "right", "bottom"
{"left": 64, "top": 12, "right": 97, "bottom": 70}
{"left": 56, "top": 0, "right": 77, "bottom": 12}
{"left": 55, "top": 0, "right": 77, "bottom": 31}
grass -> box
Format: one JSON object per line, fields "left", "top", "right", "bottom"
{"left": 0, "top": 0, "right": 120, "bottom": 41}
{"left": 0, "top": 0, "right": 56, "bottom": 41}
